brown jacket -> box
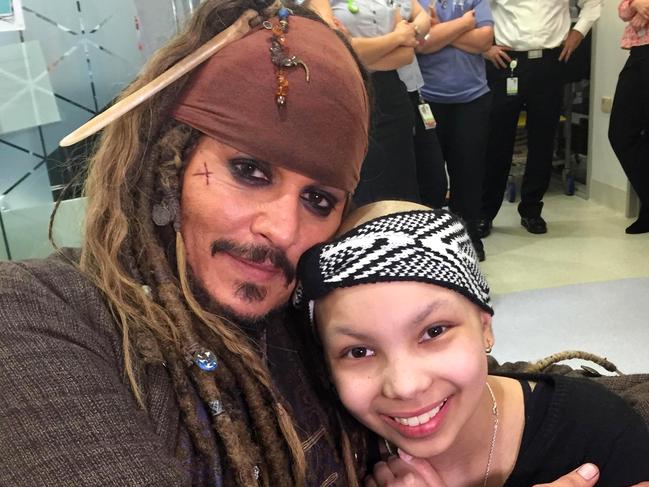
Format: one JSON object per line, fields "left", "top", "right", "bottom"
{"left": 0, "top": 252, "right": 345, "bottom": 486}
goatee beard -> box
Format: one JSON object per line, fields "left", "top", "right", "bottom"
{"left": 185, "top": 265, "right": 289, "bottom": 328}
{"left": 234, "top": 281, "right": 267, "bottom": 303}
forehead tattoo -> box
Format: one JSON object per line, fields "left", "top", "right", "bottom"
{"left": 193, "top": 161, "right": 213, "bottom": 185}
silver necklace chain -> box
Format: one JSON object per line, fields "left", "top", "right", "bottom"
{"left": 483, "top": 382, "right": 499, "bottom": 487}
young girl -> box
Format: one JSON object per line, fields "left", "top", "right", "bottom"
{"left": 295, "top": 200, "right": 649, "bottom": 486}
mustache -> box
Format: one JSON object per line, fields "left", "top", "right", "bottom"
{"left": 210, "top": 239, "right": 296, "bottom": 285}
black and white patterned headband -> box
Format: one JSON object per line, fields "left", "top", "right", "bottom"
{"left": 294, "top": 209, "right": 493, "bottom": 315}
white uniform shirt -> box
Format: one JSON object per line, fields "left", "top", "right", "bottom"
{"left": 331, "top": 0, "right": 396, "bottom": 38}
{"left": 489, "top": 0, "right": 602, "bottom": 51}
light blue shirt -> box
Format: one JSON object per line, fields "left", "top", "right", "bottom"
{"left": 417, "top": 0, "right": 493, "bottom": 103}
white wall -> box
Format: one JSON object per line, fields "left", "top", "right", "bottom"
{"left": 588, "top": 1, "right": 632, "bottom": 212}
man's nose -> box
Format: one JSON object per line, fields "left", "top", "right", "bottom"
{"left": 250, "top": 192, "right": 301, "bottom": 250}
{"left": 381, "top": 355, "right": 433, "bottom": 401}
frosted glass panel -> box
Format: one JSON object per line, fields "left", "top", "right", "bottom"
{"left": 0, "top": 0, "right": 200, "bottom": 261}
{"left": 1, "top": 194, "right": 85, "bottom": 260}
{"left": 0, "top": 0, "right": 25, "bottom": 32}
{"left": 1, "top": 161, "right": 51, "bottom": 211}
{"left": 41, "top": 91, "right": 97, "bottom": 155}
{"left": 0, "top": 213, "right": 8, "bottom": 260}
{"left": 0, "top": 40, "right": 60, "bottom": 134}
{"left": 0, "top": 139, "right": 43, "bottom": 198}
{"left": 23, "top": 0, "right": 80, "bottom": 22}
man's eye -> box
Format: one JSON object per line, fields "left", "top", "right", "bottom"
{"left": 301, "top": 191, "right": 336, "bottom": 216}
{"left": 230, "top": 159, "right": 270, "bottom": 185}
{"left": 420, "top": 325, "right": 448, "bottom": 342}
{"left": 344, "top": 347, "right": 375, "bottom": 359}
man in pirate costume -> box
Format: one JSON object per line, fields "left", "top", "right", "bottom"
{"left": 0, "top": 0, "right": 635, "bottom": 485}
{"left": 0, "top": 1, "right": 371, "bottom": 485}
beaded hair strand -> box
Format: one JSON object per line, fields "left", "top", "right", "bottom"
{"left": 137, "top": 122, "right": 292, "bottom": 485}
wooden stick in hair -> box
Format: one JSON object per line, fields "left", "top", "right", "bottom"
{"left": 59, "top": 8, "right": 264, "bottom": 147}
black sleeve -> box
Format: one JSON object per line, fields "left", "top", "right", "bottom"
{"left": 504, "top": 374, "right": 649, "bottom": 486}
{"left": 588, "top": 396, "right": 649, "bottom": 485}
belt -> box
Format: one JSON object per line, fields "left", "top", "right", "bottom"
{"left": 508, "top": 46, "right": 562, "bottom": 60}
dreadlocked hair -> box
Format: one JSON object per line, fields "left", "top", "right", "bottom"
{"left": 73, "top": 0, "right": 371, "bottom": 485}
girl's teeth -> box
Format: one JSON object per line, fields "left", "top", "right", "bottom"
{"left": 393, "top": 400, "right": 446, "bottom": 427}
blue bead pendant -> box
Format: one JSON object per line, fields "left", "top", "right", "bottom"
{"left": 193, "top": 350, "right": 218, "bottom": 372}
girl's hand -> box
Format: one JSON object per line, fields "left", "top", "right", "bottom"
{"left": 365, "top": 450, "right": 446, "bottom": 487}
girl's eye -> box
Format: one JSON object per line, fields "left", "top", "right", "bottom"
{"left": 230, "top": 159, "right": 270, "bottom": 185}
{"left": 420, "top": 325, "right": 448, "bottom": 342}
{"left": 344, "top": 346, "right": 376, "bottom": 359}
{"left": 301, "top": 190, "right": 337, "bottom": 217}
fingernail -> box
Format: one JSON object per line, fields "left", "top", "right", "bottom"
{"left": 397, "top": 448, "right": 413, "bottom": 462}
{"left": 577, "top": 463, "right": 598, "bottom": 480}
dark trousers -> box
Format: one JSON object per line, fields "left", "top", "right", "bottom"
{"left": 354, "top": 71, "right": 420, "bottom": 206}
{"left": 409, "top": 90, "right": 447, "bottom": 208}
{"left": 427, "top": 91, "right": 492, "bottom": 223}
{"left": 481, "top": 49, "right": 566, "bottom": 220}
{"left": 609, "top": 44, "right": 649, "bottom": 214}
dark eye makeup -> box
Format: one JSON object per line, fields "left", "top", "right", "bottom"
{"left": 229, "top": 158, "right": 340, "bottom": 217}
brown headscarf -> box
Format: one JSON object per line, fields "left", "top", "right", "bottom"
{"left": 172, "top": 15, "right": 369, "bottom": 193}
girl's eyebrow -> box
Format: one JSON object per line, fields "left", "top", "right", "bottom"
{"left": 327, "top": 299, "right": 455, "bottom": 339}
{"left": 328, "top": 325, "right": 372, "bottom": 341}
{"left": 411, "top": 299, "right": 452, "bottom": 324}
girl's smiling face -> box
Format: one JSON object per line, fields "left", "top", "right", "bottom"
{"left": 315, "top": 281, "right": 494, "bottom": 459}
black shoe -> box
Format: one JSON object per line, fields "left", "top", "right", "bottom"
{"left": 472, "top": 238, "right": 486, "bottom": 262}
{"left": 520, "top": 216, "right": 547, "bottom": 234}
{"left": 626, "top": 218, "right": 649, "bottom": 234}
{"left": 476, "top": 219, "right": 492, "bottom": 239}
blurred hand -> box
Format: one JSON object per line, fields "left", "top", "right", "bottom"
{"left": 532, "top": 464, "right": 599, "bottom": 487}
{"left": 332, "top": 17, "right": 351, "bottom": 36}
{"left": 365, "top": 451, "right": 445, "bottom": 487}
{"left": 633, "top": 0, "right": 649, "bottom": 17}
{"left": 483, "top": 44, "right": 512, "bottom": 69}
{"left": 428, "top": 5, "right": 440, "bottom": 26}
{"left": 366, "top": 458, "right": 649, "bottom": 487}
{"left": 630, "top": 12, "right": 649, "bottom": 32}
{"left": 394, "top": 19, "right": 418, "bottom": 47}
{"left": 461, "top": 9, "right": 477, "bottom": 30}
{"left": 559, "top": 29, "right": 584, "bottom": 62}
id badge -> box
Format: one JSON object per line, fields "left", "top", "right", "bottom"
{"left": 418, "top": 102, "right": 437, "bottom": 129}
{"left": 506, "top": 77, "right": 518, "bottom": 96}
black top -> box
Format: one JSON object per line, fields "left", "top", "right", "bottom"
{"left": 502, "top": 373, "right": 649, "bottom": 486}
